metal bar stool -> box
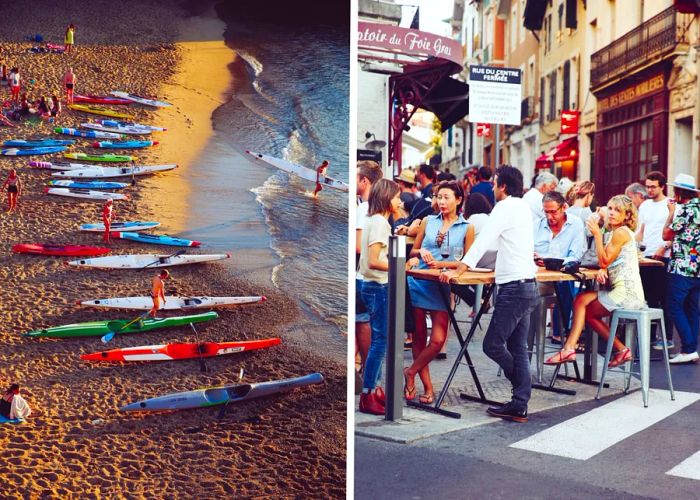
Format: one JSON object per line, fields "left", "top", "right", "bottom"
{"left": 596, "top": 308, "right": 675, "bottom": 407}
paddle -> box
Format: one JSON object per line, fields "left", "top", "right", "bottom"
{"left": 101, "top": 311, "right": 150, "bottom": 343}
{"left": 141, "top": 249, "right": 186, "bottom": 270}
{"left": 218, "top": 369, "right": 244, "bottom": 419}
{"left": 189, "top": 322, "right": 208, "bottom": 373}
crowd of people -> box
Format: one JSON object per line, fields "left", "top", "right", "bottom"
{"left": 356, "top": 160, "right": 700, "bottom": 421}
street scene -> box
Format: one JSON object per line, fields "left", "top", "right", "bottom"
{"left": 354, "top": 0, "right": 700, "bottom": 497}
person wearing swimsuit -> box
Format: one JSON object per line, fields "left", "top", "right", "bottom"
{"left": 149, "top": 270, "right": 170, "bottom": 318}
{"left": 3, "top": 169, "right": 22, "bottom": 212}
{"left": 63, "top": 68, "right": 76, "bottom": 104}
{"left": 102, "top": 198, "right": 113, "bottom": 243}
{"left": 313, "top": 160, "right": 329, "bottom": 198}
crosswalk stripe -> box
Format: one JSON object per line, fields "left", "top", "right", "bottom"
{"left": 510, "top": 389, "right": 700, "bottom": 460}
{"left": 666, "top": 450, "right": 700, "bottom": 480}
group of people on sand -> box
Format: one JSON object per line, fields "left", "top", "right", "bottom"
{"left": 356, "top": 159, "right": 700, "bottom": 422}
{"left": 0, "top": 383, "right": 31, "bottom": 422}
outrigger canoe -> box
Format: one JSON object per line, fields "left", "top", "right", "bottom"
{"left": 110, "top": 232, "right": 201, "bottom": 247}
{"left": 68, "top": 104, "right": 132, "bottom": 119}
{"left": 81, "top": 337, "right": 281, "bottom": 362}
{"left": 92, "top": 140, "right": 158, "bottom": 149}
{"left": 23, "top": 312, "right": 218, "bottom": 338}
{"left": 54, "top": 127, "right": 123, "bottom": 139}
{"left": 119, "top": 372, "right": 323, "bottom": 412}
{"left": 51, "top": 164, "right": 176, "bottom": 178}
{"left": 78, "top": 295, "right": 266, "bottom": 311}
{"left": 12, "top": 243, "right": 110, "bottom": 257}
{"left": 245, "top": 150, "right": 349, "bottom": 192}
{"left": 78, "top": 221, "right": 160, "bottom": 232}
{"left": 67, "top": 253, "right": 230, "bottom": 269}
{"left": 64, "top": 153, "right": 136, "bottom": 162}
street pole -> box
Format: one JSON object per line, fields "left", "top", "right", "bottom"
{"left": 495, "top": 123, "right": 500, "bottom": 168}
{"left": 386, "top": 235, "right": 406, "bottom": 421}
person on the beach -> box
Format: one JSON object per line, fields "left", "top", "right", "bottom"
{"left": 102, "top": 198, "right": 113, "bottom": 243}
{"left": 0, "top": 384, "right": 31, "bottom": 421}
{"left": 65, "top": 24, "right": 75, "bottom": 54}
{"left": 62, "top": 68, "right": 76, "bottom": 104}
{"left": 36, "top": 96, "right": 50, "bottom": 116}
{"left": 313, "top": 160, "right": 329, "bottom": 197}
{"left": 149, "top": 270, "right": 170, "bottom": 318}
{"left": 50, "top": 94, "right": 61, "bottom": 117}
{"left": 9, "top": 68, "right": 20, "bottom": 103}
{"left": 3, "top": 169, "right": 22, "bottom": 212}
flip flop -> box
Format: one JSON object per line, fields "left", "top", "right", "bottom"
{"left": 403, "top": 368, "right": 416, "bottom": 401}
{"left": 418, "top": 392, "right": 435, "bottom": 404}
{"left": 608, "top": 347, "right": 632, "bottom": 368}
{"left": 544, "top": 349, "right": 577, "bottom": 365}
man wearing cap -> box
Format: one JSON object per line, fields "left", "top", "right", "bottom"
{"left": 662, "top": 173, "right": 700, "bottom": 364}
{"left": 149, "top": 270, "right": 170, "bottom": 318}
{"left": 102, "top": 198, "right": 113, "bottom": 244}
{"left": 394, "top": 169, "right": 419, "bottom": 214}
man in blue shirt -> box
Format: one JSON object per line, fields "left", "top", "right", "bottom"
{"left": 533, "top": 191, "right": 586, "bottom": 342}
{"left": 470, "top": 166, "right": 495, "bottom": 206}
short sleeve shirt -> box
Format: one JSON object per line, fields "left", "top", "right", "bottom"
{"left": 359, "top": 214, "right": 391, "bottom": 284}
{"left": 668, "top": 198, "right": 700, "bottom": 278}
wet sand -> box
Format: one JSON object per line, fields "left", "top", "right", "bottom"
{"left": 0, "top": 1, "right": 345, "bottom": 497}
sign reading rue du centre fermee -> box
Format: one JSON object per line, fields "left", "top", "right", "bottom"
{"left": 358, "top": 21, "right": 463, "bottom": 66}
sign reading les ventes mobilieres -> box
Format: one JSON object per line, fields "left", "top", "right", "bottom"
{"left": 468, "top": 65, "right": 522, "bottom": 126}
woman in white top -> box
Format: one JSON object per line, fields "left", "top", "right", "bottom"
{"left": 566, "top": 180, "right": 595, "bottom": 226}
{"left": 358, "top": 179, "right": 402, "bottom": 416}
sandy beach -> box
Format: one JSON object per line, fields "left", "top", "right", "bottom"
{"left": 0, "top": 1, "right": 346, "bottom": 497}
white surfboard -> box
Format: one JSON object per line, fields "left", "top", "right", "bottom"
{"left": 29, "top": 161, "right": 105, "bottom": 171}
{"left": 66, "top": 253, "right": 231, "bottom": 269}
{"left": 51, "top": 164, "right": 177, "bottom": 179}
{"left": 82, "top": 122, "right": 153, "bottom": 135}
{"left": 79, "top": 221, "right": 161, "bottom": 232}
{"left": 44, "top": 187, "right": 129, "bottom": 201}
{"left": 78, "top": 295, "right": 265, "bottom": 310}
{"left": 110, "top": 91, "right": 172, "bottom": 108}
{"left": 245, "top": 151, "right": 349, "bottom": 192}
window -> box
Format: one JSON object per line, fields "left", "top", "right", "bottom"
{"left": 528, "top": 58, "right": 536, "bottom": 97}
{"left": 558, "top": 3, "right": 564, "bottom": 31}
{"left": 549, "top": 71, "right": 557, "bottom": 121}
{"left": 543, "top": 17, "right": 549, "bottom": 54}
{"left": 540, "top": 77, "right": 546, "bottom": 124}
{"left": 520, "top": 0, "right": 527, "bottom": 43}
{"left": 562, "top": 60, "right": 570, "bottom": 110}
{"left": 511, "top": 6, "right": 518, "bottom": 49}
{"left": 546, "top": 14, "right": 552, "bottom": 53}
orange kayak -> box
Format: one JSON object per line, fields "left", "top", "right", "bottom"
{"left": 81, "top": 338, "right": 280, "bottom": 362}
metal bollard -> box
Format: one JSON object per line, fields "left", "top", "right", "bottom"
{"left": 386, "top": 235, "right": 406, "bottom": 421}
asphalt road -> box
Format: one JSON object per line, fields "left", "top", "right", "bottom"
{"left": 355, "top": 359, "right": 700, "bottom": 499}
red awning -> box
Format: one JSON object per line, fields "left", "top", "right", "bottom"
{"left": 535, "top": 137, "right": 578, "bottom": 168}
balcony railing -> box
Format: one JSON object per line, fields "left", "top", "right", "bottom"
{"left": 521, "top": 96, "right": 535, "bottom": 122}
{"left": 590, "top": 6, "right": 694, "bottom": 89}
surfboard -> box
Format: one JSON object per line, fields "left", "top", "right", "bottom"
{"left": 245, "top": 151, "right": 348, "bottom": 192}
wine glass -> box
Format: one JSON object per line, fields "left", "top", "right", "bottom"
{"left": 439, "top": 232, "right": 450, "bottom": 270}
{"left": 453, "top": 246, "right": 464, "bottom": 262}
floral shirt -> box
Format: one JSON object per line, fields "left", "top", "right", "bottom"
{"left": 668, "top": 198, "right": 700, "bottom": 278}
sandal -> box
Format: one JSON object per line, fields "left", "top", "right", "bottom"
{"left": 418, "top": 392, "right": 435, "bottom": 405}
{"left": 403, "top": 368, "right": 416, "bottom": 401}
{"left": 608, "top": 347, "right": 632, "bottom": 368}
{"left": 544, "top": 349, "right": 577, "bottom": 365}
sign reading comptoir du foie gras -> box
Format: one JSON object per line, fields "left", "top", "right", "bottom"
{"left": 468, "top": 65, "right": 522, "bottom": 126}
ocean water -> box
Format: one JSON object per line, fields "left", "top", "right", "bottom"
{"left": 180, "top": 14, "right": 349, "bottom": 357}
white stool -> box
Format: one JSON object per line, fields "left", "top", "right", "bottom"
{"left": 596, "top": 308, "right": 675, "bottom": 407}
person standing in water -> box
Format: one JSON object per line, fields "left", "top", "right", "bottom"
{"left": 3, "top": 169, "right": 22, "bottom": 212}
{"left": 313, "top": 160, "right": 329, "bottom": 197}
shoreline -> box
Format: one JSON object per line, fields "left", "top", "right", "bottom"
{"left": 0, "top": 1, "right": 345, "bottom": 496}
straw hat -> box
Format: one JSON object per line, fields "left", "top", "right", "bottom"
{"left": 394, "top": 169, "right": 416, "bottom": 185}
{"left": 668, "top": 173, "right": 700, "bottom": 192}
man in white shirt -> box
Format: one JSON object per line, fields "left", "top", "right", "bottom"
{"left": 638, "top": 171, "right": 674, "bottom": 349}
{"left": 522, "top": 172, "right": 558, "bottom": 225}
{"left": 441, "top": 166, "right": 539, "bottom": 423}
{"left": 356, "top": 161, "right": 383, "bottom": 376}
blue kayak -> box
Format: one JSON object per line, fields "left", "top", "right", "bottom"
{"left": 92, "top": 140, "right": 158, "bottom": 149}
{"left": 1, "top": 146, "right": 66, "bottom": 156}
{"left": 4, "top": 139, "right": 75, "bottom": 147}
{"left": 49, "top": 180, "right": 130, "bottom": 190}
{"left": 110, "top": 231, "right": 201, "bottom": 247}
{"left": 0, "top": 415, "right": 23, "bottom": 425}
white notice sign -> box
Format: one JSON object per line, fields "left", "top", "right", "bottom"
{"left": 468, "top": 66, "right": 522, "bottom": 125}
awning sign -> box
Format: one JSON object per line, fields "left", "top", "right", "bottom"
{"left": 468, "top": 65, "right": 522, "bottom": 125}
{"left": 476, "top": 123, "right": 491, "bottom": 137}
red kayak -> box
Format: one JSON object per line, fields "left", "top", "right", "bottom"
{"left": 12, "top": 243, "right": 111, "bottom": 257}
{"left": 74, "top": 94, "right": 132, "bottom": 105}
{"left": 81, "top": 338, "right": 281, "bottom": 362}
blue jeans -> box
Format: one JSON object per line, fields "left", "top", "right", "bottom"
{"left": 361, "top": 281, "right": 389, "bottom": 391}
{"left": 483, "top": 280, "right": 539, "bottom": 410}
{"left": 667, "top": 273, "right": 700, "bottom": 353}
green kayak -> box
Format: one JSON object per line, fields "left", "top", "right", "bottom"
{"left": 23, "top": 312, "right": 218, "bottom": 338}
{"left": 64, "top": 152, "right": 136, "bottom": 162}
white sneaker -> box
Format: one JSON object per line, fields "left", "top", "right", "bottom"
{"left": 669, "top": 352, "right": 700, "bottom": 364}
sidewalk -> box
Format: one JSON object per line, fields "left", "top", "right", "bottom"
{"left": 355, "top": 302, "right": 649, "bottom": 444}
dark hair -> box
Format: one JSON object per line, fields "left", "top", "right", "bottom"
{"left": 436, "top": 171, "right": 452, "bottom": 182}
{"left": 418, "top": 164, "right": 435, "bottom": 182}
{"left": 674, "top": 187, "right": 697, "bottom": 201}
{"left": 494, "top": 165, "right": 524, "bottom": 197}
{"left": 464, "top": 192, "right": 492, "bottom": 216}
{"left": 478, "top": 166, "right": 492, "bottom": 181}
{"left": 542, "top": 190, "right": 566, "bottom": 206}
{"left": 357, "top": 160, "right": 383, "bottom": 185}
{"left": 645, "top": 170, "right": 667, "bottom": 187}
{"left": 159, "top": 270, "right": 170, "bottom": 278}
{"left": 368, "top": 179, "right": 400, "bottom": 216}
{"left": 435, "top": 181, "right": 464, "bottom": 212}
{"left": 6, "top": 384, "right": 19, "bottom": 394}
